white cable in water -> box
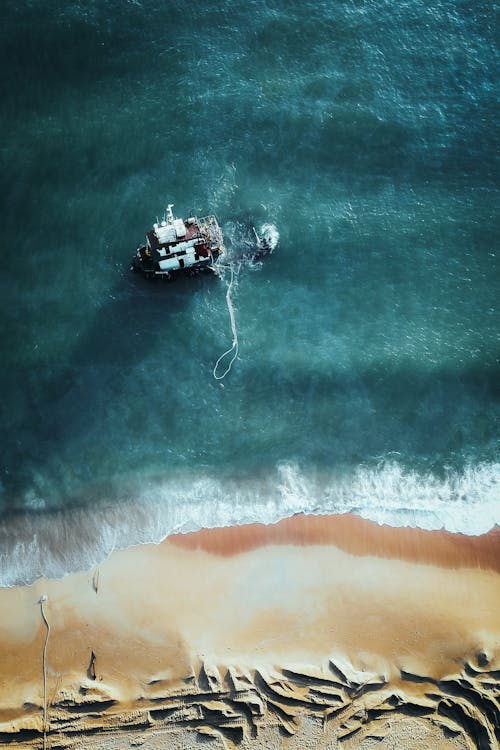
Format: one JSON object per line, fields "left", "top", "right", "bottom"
{"left": 213, "top": 264, "right": 239, "bottom": 380}
{"left": 212, "top": 221, "right": 279, "bottom": 381}
{"left": 39, "top": 595, "right": 50, "bottom": 750}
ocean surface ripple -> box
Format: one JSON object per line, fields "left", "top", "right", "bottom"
{"left": 0, "top": 0, "right": 498, "bottom": 585}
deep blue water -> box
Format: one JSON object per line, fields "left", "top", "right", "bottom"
{"left": 0, "top": 0, "right": 498, "bottom": 584}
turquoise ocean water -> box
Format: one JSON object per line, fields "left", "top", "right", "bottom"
{"left": 0, "top": 1, "right": 498, "bottom": 585}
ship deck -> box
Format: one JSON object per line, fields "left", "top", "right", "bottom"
{"left": 146, "top": 221, "right": 202, "bottom": 253}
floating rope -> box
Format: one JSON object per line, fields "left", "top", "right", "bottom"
{"left": 211, "top": 223, "right": 278, "bottom": 380}
{"left": 39, "top": 595, "right": 50, "bottom": 750}
{"left": 213, "top": 264, "right": 239, "bottom": 380}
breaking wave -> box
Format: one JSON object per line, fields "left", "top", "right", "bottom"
{"left": 0, "top": 461, "right": 498, "bottom": 587}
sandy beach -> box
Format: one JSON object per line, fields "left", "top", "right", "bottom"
{"left": 0, "top": 514, "right": 499, "bottom": 749}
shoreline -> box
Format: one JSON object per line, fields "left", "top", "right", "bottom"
{"left": 1, "top": 513, "right": 499, "bottom": 748}
{"left": 1, "top": 502, "right": 499, "bottom": 589}
{"left": 170, "top": 512, "right": 500, "bottom": 572}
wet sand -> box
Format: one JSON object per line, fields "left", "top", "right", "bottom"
{"left": 0, "top": 514, "right": 499, "bottom": 748}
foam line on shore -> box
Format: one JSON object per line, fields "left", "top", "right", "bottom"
{"left": 1, "top": 460, "right": 499, "bottom": 587}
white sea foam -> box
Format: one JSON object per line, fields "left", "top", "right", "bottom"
{"left": 259, "top": 223, "right": 280, "bottom": 251}
{"left": 1, "top": 461, "right": 498, "bottom": 588}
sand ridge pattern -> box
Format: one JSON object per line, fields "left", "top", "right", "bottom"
{"left": 2, "top": 656, "right": 498, "bottom": 748}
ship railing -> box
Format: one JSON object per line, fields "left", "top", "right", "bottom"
{"left": 198, "top": 215, "right": 224, "bottom": 248}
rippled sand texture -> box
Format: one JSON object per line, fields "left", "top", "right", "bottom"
{"left": 0, "top": 515, "right": 499, "bottom": 749}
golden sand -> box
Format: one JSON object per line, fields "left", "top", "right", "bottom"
{"left": 0, "top": 514, "right": 499, "bottom": 748}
